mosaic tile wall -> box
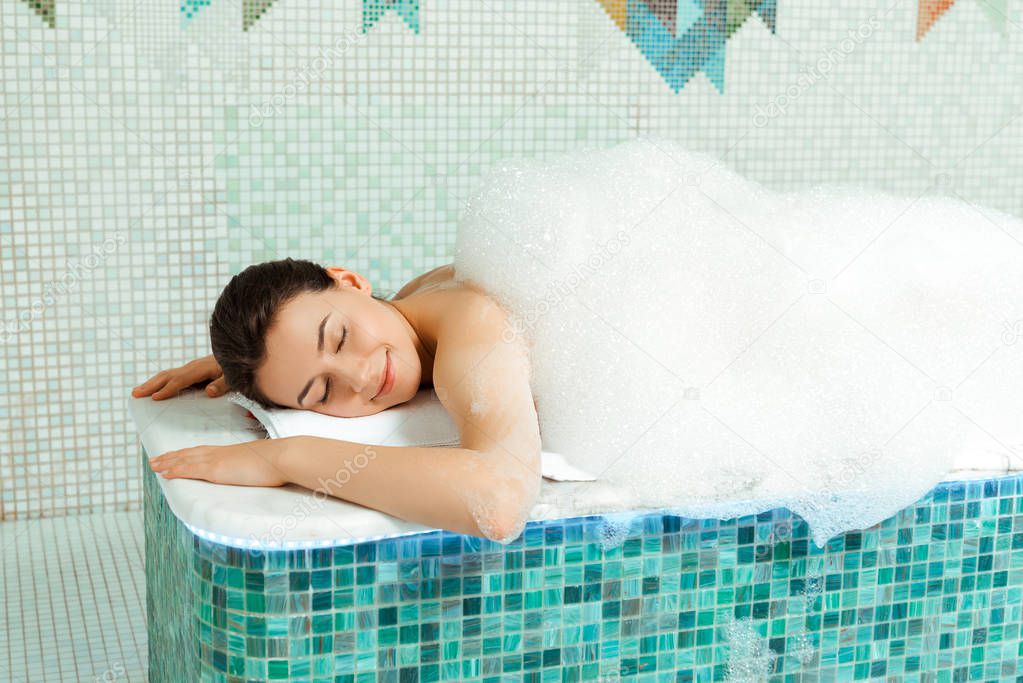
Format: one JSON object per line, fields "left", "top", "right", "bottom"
{"left": 3, "top": 0, "right": 1023, "bottom": 519}
{"left": 143, "top": 445, "right": 1023, "bottom": 681}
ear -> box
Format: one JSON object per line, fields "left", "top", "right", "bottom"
{"left": 325, "top": 266, "right": 372, "bottom": 294}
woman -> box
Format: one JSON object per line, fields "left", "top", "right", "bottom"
{"left": 132, "top": 258, "right": 543, "bottom": 544}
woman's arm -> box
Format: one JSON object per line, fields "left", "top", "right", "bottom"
{"left": 278, "top": 290, "right": 543, "bottom": 542}
{"left": 277, "top": 438, "right": 533, "bottom": 542}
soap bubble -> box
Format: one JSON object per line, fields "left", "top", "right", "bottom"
{"left": 723, "top": 618, "right": 776, "bottom": 682}
{"left": 454, "top": 135, "right": 1023, "bottom": 545}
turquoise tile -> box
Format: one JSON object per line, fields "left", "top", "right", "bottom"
{"left": 145, "top": 446, "right": 1023, "bottom": 680}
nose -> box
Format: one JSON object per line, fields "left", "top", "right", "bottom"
{"left": 338, "top": 353, "right": 374, "bottom": 396}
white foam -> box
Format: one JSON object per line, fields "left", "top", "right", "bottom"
{"left": 723, "top": 618, "right": 776, "bottom": 682}
{"left": 453, "top": 135, "right": 1023, "bottom": 546}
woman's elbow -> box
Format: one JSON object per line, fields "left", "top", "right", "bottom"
{"left": 468, "top": 468, "right": 541, "bottom": 544}
{"left": 477, "top": 508, "right": 529, "bottom": 545}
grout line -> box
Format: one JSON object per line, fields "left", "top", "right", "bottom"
{"left": 109, "top": 512, "right": 146, "bottom": 673}
{"left": 24, "top": 523, "right": 41, "bottom": 678}
{"left": 0, "top": 526, "right": 11, "bottom": 681}
{"left": 18, "top": 522, "right": 32, "bottom": 682}
{"left": 114, "top": 512, "right": 146, "bottom": 669}
{"left": 43, "top": 518, "right": 74, "bottom": 682}
{"left": 90, "top": 514, "right": 127, "bottom": 674}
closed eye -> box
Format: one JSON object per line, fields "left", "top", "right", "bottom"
{"left": 319, "top": 326, "right": 347, "bottom": 404}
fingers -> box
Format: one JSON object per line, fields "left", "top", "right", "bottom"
{"left": 151, "top": 458, "right": 185, "bottom": 478}
{"left": 132, "top": 371, "right": 172, "bottom": 399}
{"left": 150, "top": 448, "right": 201, "bottom": 479}
{"left": 149, "top": 448, "right": 181, "bottom": 466}
{"left": 205, "top": 375, "right": 229, "bottom": 397}
{"left": 149, "top": 451, "right": 175, "bottom": 476}
{"left": 150, "top": 376, "right": 188, "bottom": 400}
{"left": 131, "top": 373, "right": 158, "bottom": 396}
{"left": 132, "top": 357, "right": 225, "bottom": 400}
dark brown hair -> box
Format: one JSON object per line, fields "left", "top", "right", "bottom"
{"left": 209, "top": 258, "right": 389, "bottom": 409}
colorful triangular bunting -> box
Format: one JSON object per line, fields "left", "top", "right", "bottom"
{"left": 181, "top": 0, "right": 212, "bottom": 28}
{"left": 243, "top": 0, "right": 276, "bottom": 31}
{"left": 363, "top": 0, "right": 420, "bottom": 34}
{"left": 20, "top": 0, "right": 55, "bottom": 28}
{"left": 612, "top": 0, "right": 776, "bottom": 93}
{"left": 916, "top": 0, "right": 1006, "bottom": 40}
{"left": 917, "top": 0, "right": 957, "bottom": 39}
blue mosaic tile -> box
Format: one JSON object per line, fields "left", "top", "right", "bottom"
{"left": 145, "top": 447, "right": 1023, "bottom": 681}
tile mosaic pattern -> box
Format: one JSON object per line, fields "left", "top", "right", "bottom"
{"left": 361, "top": 0, "right": 420, "bottom": 34}
{"left": 918, "top": 0, "right": 959, "bottom": 40}
{"left": 144, "top": 445, "right": 1023, "bottom": 681}
{"left": 178, "top": 0, "right": 423, "bottom": 32}
{"left": 16, "top": 0, "right": 53, "bottom": 28}
{"left": 0, "top": 510, "right": 147, "bottom": 682}
{"left": 243, "top": 0, "right": 278, "bottom": 31}
{"left": 181, "top": 0, "right": 212, "bottom": 25}
{"left": 598, "top": 0, "right": 777, "bottom": 92}
{"left": 917, "top": 0, "right": 1009, "bottom": 40}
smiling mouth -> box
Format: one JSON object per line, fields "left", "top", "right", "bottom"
{"left": 373, "top": 350, "right": 391, "bottom": 400}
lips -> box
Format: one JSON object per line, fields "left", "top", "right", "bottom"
{"left": 374, "top": 350, "right": 393, "bottom": 400}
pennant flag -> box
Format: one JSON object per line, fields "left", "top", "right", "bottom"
{"left": 599, "top": 0, "right": 776, "bottom": 93}
{"left": 363, "top": 0, "right": 421, "bottom": 34}
{"left": 181, "top": 0, "right": 212, "bottom": 28}
{"left": 20, "top": 0, "right": 55, "bottom": 28}
{"left": 243, "top": 0, "right": 276, "bottom": 31}
{"left": 917, "top": 0, "right": 957, "bottom": 39}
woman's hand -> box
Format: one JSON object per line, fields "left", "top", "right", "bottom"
{"left": 132, "top": 354, "right": 229, "bottom": 400}
{"left": 148, "top": 437, "right": 303, "bottom": 488}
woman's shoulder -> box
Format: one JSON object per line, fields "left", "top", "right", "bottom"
{"left": 398, "top": 265, "right": 511, "bottom": 341}
{"left": 392, "top": 263, "right": 496, "bottom": 303}
{"left": 392, "top": 264, "right": 456, "bottom": 300}
{"left": 391, "top": 264, "right": 504, "bottom": 335}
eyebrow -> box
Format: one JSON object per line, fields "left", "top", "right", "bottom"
{"left": 296, "top": 312, "right": 330, "bottom": 406}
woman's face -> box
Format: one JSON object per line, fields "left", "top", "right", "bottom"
{"left": 256, "top": 267, "right": 423, "bottom": 417}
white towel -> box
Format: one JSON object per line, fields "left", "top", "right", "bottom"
{"left": 228, "top": 388, "right": 598, "bottom": 482}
